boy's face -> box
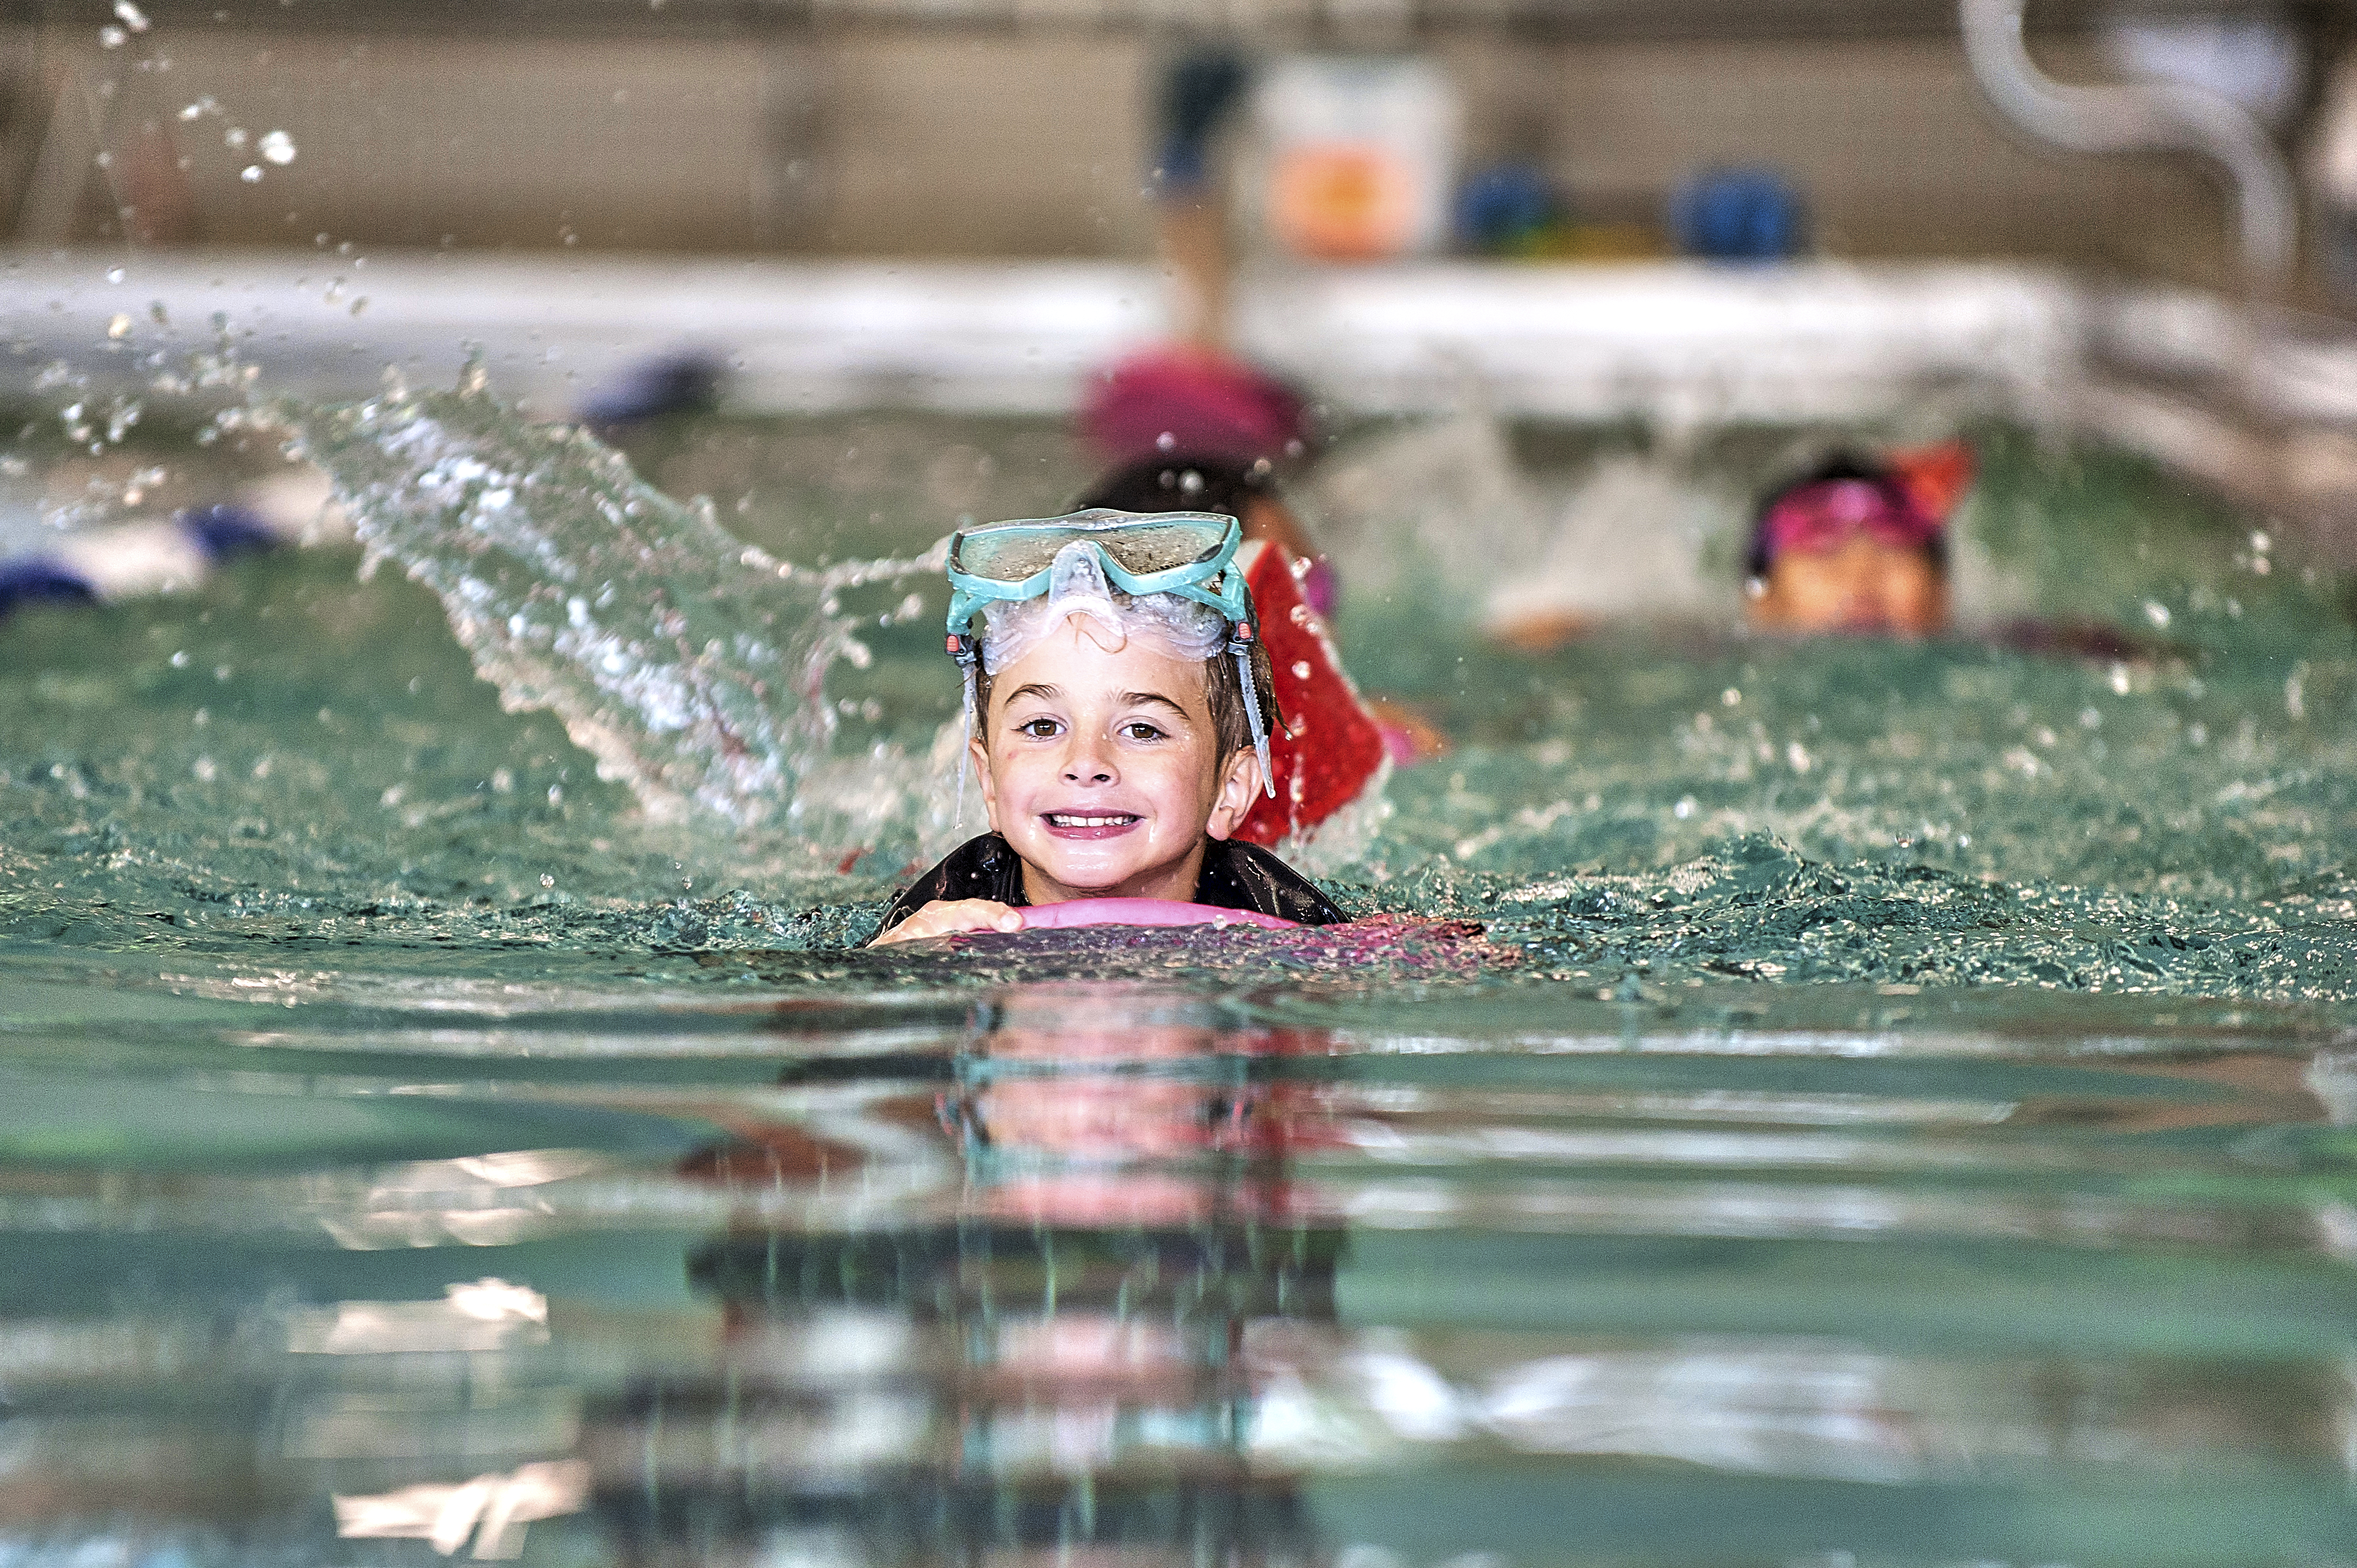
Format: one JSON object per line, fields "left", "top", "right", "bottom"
{"left": 974, "top": 618, "right": 1261, "bottom": 905}
{"left": 1747, "top": 535, "right": 1947, "bottom": 638}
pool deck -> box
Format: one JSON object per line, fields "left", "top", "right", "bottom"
{"left": 6, "top": 249, "right": 2355, "bottom": 555}
{"left": 0, "top": 250, "right": 2089, "bottom": 416}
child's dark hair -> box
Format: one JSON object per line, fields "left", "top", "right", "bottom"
{"left": 1073, "top": 453, "right": 1278, "bottom": 522}
{"left": 1744, "top": 452, "right": 1949, "bottom": 581}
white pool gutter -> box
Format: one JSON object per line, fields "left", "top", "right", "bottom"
{"left": 4, "top": 249, "right": 2354, "bottom": 555}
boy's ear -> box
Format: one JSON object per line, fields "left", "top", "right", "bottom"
{"left": 1203, "top": 748, "right": 1263, "bottom": 842}
{"left": 969, "top": 733, "right": 1002, "bottom": 833}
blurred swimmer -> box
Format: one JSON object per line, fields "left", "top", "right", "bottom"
{"left": 1074, "top": 45, "right": 1311, "bottom": 478}
{"left": 1141, "top": 46, "right": 1251, "bottom": 354}
{"left": 1074, "top": 47, "right": 1442, "bottom": 774}
{"left": 1743, "top": 443, "right": 1973, "bottom": 638}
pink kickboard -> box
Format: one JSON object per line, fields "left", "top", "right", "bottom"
{"left": 1016, "top": 898, "right": 1298, "bottom": 932}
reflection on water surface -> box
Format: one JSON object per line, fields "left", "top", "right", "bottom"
{"left": 0, "top": 977, "right": 2350, "bottom": 1567}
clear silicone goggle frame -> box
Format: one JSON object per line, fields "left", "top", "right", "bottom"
{"left": 944, "top": 509, "right": 1250, "bottom": 646}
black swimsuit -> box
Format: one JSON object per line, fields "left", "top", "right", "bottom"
{"left": 869, "top": 832, "right": 1345, "bottom": 943}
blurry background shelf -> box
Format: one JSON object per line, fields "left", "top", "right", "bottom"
{"left": 3, "top": 0, "right": 2344, "bottom": 288}
{"left": 0, "top": 0, "right": 2326, "bottom": 39}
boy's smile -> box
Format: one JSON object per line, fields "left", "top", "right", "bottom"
{"left": 974, "top": 617, "right": 1260, "bottom": 905}
{"left": 1042, "top": 812, "right": 1142, "bottom": 840}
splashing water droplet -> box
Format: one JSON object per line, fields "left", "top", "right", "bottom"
{"left": 291, "top": 376, "right": 949, "bottom": 848}
{"left": 104, "top": 266, "right": 126, "bottom": 284}
{"left": 98, "top": 24, "right": 126, "bottom": 47}
{"left": 114, "top": 1, "right": 150, "bottom": 30}
{"left": 259, "top": 129, "right": 295, "bottom": 165}
{"left": 239, "top": 165, "right": 262, "bottom": 183}
{"left": 106, "top": 313, "right": 131, "bottom": 340}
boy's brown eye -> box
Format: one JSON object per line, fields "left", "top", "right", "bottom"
{"left": 1121, "top": 722, "right": 1166, "bottom": 742}
{"left": 1016, "top": 717, "right": 1060, "bottom": 738}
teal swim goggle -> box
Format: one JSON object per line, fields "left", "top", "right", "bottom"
{"left": 944, "top": 509, "right": 1253, "bottom": 653}
{"left": 942, "top": 507, "right": 1272, "bottom": 798}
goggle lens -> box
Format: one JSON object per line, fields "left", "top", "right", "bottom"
{"left": 952, "top": 515, "right": 1231, "bottom": 584}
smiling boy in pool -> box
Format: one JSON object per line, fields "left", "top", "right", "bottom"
{"left": 868, "top": 509, "right": 1345, "bottom": 945}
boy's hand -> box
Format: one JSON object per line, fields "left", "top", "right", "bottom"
{"left": 872, "top": 898, "right": 1024, "bottom": 946}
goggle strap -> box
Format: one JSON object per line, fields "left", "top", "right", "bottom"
{"left": 1234, "top": 641, "right": 1274, "bottom": 799}
{"left": 1164, "top": 576, "right": 1250, "bottom": 622}
{"left": 953, "top": 637, "right": 978, "bottom": 828}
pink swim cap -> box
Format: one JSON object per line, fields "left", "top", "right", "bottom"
{"left": 1080, "top": 346, "right": 1308, "bottom": 468}
{"left": 1758, "top": 477, "right": 1944, "bottom": 564}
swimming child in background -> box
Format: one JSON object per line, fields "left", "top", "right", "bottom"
{"left": 1072, "top": 45, "right": 1443, "bottom": 778}
{"left": 869, "top": 509, "right": 1346, "bottom": 945}
{"left": 1071, "top": 45, "right": 1312, "bottom": 486}
{"left": 1743, "top": 442, "right": 1974, "bottom": 638}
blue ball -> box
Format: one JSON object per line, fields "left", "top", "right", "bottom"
{"left": 1456, "top": 164, "right": 1559, "bottom": 253}
{"left": 1669, "top": 168, "right": 1806, "bottom": 262}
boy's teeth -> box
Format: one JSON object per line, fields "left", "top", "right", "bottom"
{"left": 1049, "top": 813, "right": 1133, "bottom": 827}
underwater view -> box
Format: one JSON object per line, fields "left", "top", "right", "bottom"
{"left": 2, "top": 370, "right": 2355, "bottom": 1568}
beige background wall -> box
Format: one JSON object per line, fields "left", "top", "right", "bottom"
{"left": 1451, "top": 35, "right": 2229, "bottom": 274}
{"left": 0, "top": 21, "right": 2245, "bottom": 281}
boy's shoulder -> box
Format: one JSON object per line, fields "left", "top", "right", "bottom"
{"left": 873, "top": 833, "right": 1027, "bottom": 938}
{"left": 1200, "top": 838, "right": 1346, "bottom": 926}
{"left": 870, "top": 833, "right": 1344, "bottom": 941}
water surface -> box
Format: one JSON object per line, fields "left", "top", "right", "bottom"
{"left": 1, "top": 400, "right": 2352, "bottom": 1566}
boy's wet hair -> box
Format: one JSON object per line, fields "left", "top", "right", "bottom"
{"left": 1073, "top": 453, "right": 1278, "bottom": 523}
{"left": 975, "top": 447, "right": 1283, "bottom": 766}
{"left": 973, "top": 597, "right": 1277, "bottom": 766}
{"left": 1745, "top": 452, "right": 1949, "bottom": 581}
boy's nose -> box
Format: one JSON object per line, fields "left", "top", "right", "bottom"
{"left": 1061, "top": 736, "right": 1116, "bottom": 784}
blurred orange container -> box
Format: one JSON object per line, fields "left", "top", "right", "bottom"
{"left": 1249, "top": 56, "right": 1459, "bottom": 263}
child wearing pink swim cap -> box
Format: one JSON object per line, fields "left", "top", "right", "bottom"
{"left": 1744, "top": 443, "right": 1973, "bottom": 638}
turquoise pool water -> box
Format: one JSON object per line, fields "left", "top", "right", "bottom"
{"left": 0, "top": 391, "right": 2352, "bottom": 1566}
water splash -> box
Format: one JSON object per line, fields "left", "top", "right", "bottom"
{"left": 289, "top": 371, "right": 941, "bottom": 845}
